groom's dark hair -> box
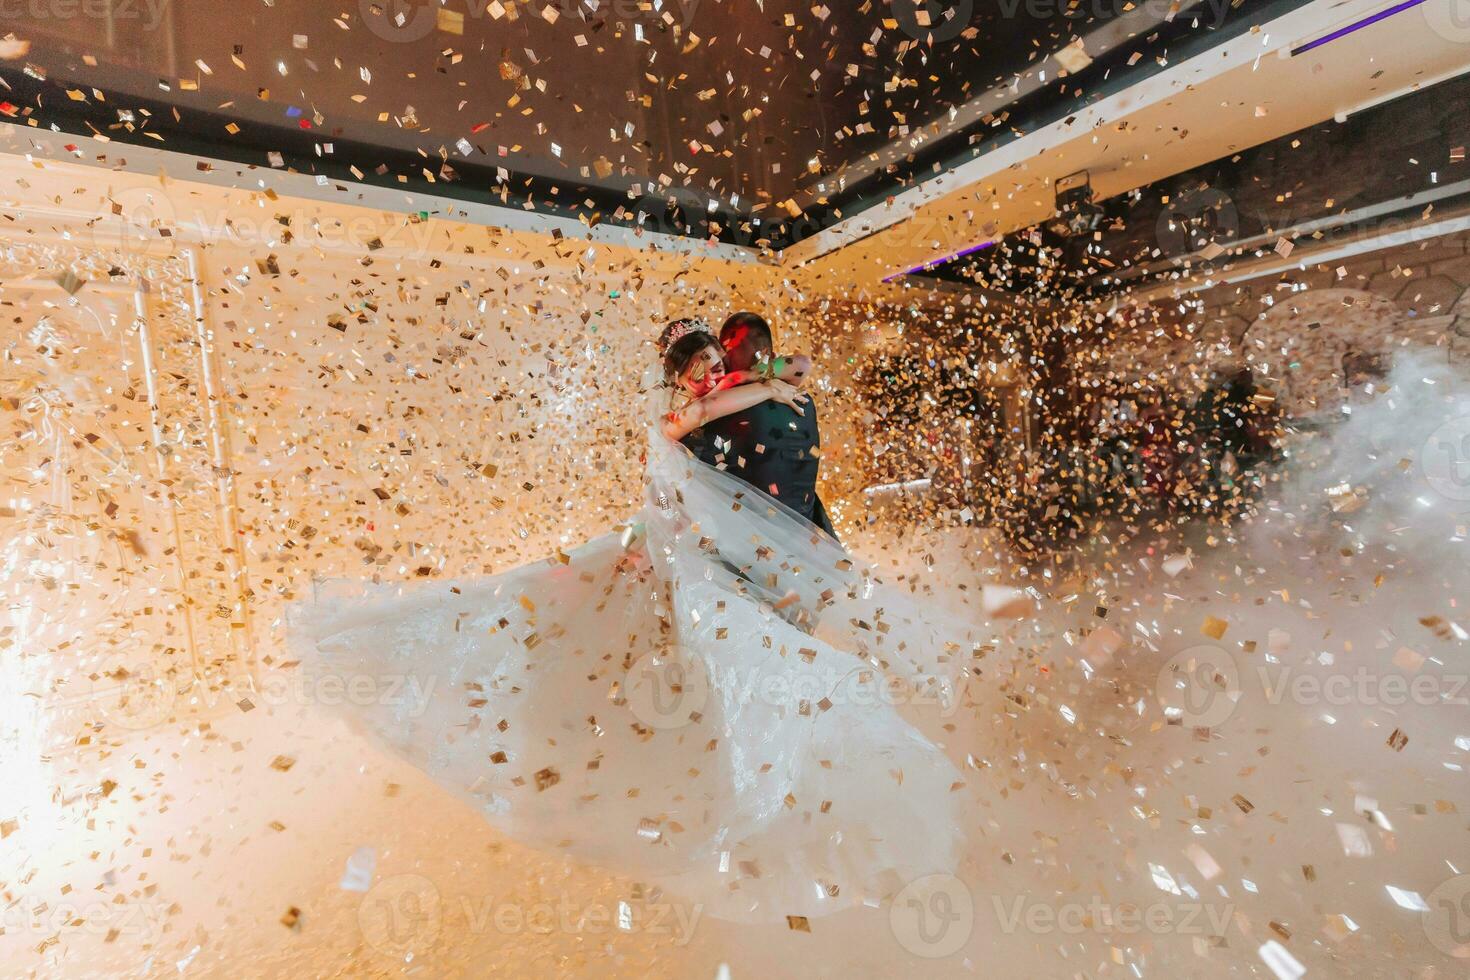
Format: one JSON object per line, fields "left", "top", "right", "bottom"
{"left": 720, "top": 311, "right": 772, "bottom": 353}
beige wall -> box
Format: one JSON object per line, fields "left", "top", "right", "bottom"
{"left": 0, "top": 155, "right": 901, "bottom": 757}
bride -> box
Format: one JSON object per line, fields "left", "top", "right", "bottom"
{"left": 294, "top": 318, "right": 988, "bottom": 922}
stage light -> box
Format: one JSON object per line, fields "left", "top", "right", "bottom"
{"left": 1045, "top": 170, "right": 1107, "bottom": 238}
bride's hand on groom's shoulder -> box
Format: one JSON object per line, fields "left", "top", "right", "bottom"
{"left": 765, "top": 379, "right": 808, "bottom": 413}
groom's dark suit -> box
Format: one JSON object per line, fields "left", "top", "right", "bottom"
{"left": 685, "top": 394, "right": 839, "bottom": 542}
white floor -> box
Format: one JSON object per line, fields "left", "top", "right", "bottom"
{"left": 5, "top": 518, "right": 1467, "bottom": 979}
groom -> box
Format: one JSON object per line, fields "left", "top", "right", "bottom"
{"left": 693, "top": 311, "right": 839, "bottom": 542}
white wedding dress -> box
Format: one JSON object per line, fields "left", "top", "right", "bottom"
{"left": 293, "top": 405, "right": 988, "bottom": 922}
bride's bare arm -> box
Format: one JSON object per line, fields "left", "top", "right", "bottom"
{"left": 713, "top": 354, "right": 814, "bottom": 392}
{"left": 662, "top": 379, "right": 808, "bottom": 441}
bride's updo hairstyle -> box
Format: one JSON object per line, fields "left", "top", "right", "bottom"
{"left": 658, "top": 317, "right": 719, "bottom": 384}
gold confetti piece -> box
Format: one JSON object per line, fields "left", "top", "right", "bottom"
{"left": 1054, "top": 42, "right": 1092, "bottom": 74}
{"left": 437, "top": 7, "right": 463, "bottom": 33}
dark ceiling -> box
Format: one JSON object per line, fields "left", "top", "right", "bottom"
{"left": 1, "top": 0, "right": 1307, "bottom": 247}
{"left": 911, "top": 69, "right": 1470, "bottom": 300}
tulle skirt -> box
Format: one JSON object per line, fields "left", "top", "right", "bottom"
{"left": 291, "top": 432, "right": 990, "bottom": 921}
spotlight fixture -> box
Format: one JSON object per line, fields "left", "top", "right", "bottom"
{"left": 1045, "top": 170, "right": 1106, "bottom": 238}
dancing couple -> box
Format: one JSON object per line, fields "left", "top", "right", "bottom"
{"left": 296, "top": 311, "right": 988, "bottom": 921}
{"left": 658, "top": 312, "right": 837, "bottom": 543}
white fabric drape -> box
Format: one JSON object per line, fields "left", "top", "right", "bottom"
{"left": 293, "top": 408, "right": 988, "bottom": 921}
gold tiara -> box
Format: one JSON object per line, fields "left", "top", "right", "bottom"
{"left": 657, "top": 317, "right": 712, "bottom": 355}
